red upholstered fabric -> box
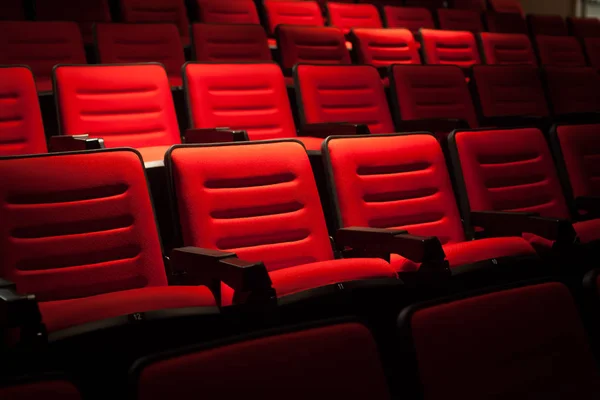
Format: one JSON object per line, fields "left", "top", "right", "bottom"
{"left": 568, "top": 17, "right": 600, "bottom": 38}
{"left": 277, "top": 26, "right": 350, "bottom": 70}
{"left": 488, "top": 0, "right": 523, "bottom": 15}
{"left": 195, "top": 0, "right": 259, "bottom": 24}
{"left": 452, "top": 0, "right": 486, "bottom": 11}
{"left": 0, "top": 67, "right": 47, "bottom": 156}
{"left": 573, "top": 219, "right": 600, "bottom": 244}
{"left": 420, "top": 29, "right": 481, "bottom": 68}
{"left": 472, "top": 65, "right": 549, "bottom": 118}
{"left": 478, "top": 33, "right": 536, "bottom": 65}
{"left": 263, "top": 0, "right": 324, "bottom": 35}
{"left": 437, "top": 9, "right": 484, "bottom": 33}
{"left": 35, "top": 0, "right": 111, "bottom": 44}
{"left": 39, "top": 285, "right": 215, "bottom": 332}
{"left": 0, "top": 1, "right": 25, "bottom": 20}
{"left": 555, "top": 124, "right": 600, "bottom": 198}
{"left": 383, "top": 7, "right": 435, "bottom": 33}
{"left": 452, "top": 128, "right": 571, "bottom": 219}
{"left": 351, "top": 28, "right": 421, "bottom": 68}
{"left": 409, "top": 282, "right": 600, "bottom": 398}
{"left": 535, "top": 35, "right": 587, "bottom": 67}
{"left": 95, "top": 23, "right": 185, "bottom": 87}
{"left": 0, "top": 380, "right": 82, "bottom": 400}
{"left": 544, "top": 67, "right": 600, "bottom": 116}
{"left": 528, "top": 14, "right": 568, "bottom": 36}
{"left": 391, "top": 65, "right": 478, "bottom": 128}
{"left": 0, "top": 22, "right": 86, "bottom": 93}
{"left": 584, "top": 37, "right": 600, "bottom": 68}
{"left": 327, "top": 3, "right": 382, "bottom": 35}
{"left": 484, "top": 11, "right": 528, "bottom": 34}
{"left": 54, "top": 64, "right": 181, "bottom": 151}
{"left": 295, "top": 65, "right": 395, "bottom": 134}
{"left": 136, "top": 323, "right": 391, "bottom": 400}
{"left": 119, "top": 0, "right": 190, "bottom": 46}
{"left": 183, "top": 63, "right": 308, "bottom": 143}
{"left": 191, "top": 24, "right": 271, "bottom": 62}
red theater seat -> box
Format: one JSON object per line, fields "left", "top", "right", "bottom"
{"left": 471, "top": 65, "right": 549, "bottom": 123}
{"left": 420, "top": 29, "right": 481, "bottom": 68}
{"left": 383, "top": 6, "right": 435, "bottom": 33}
{"left": 0, "top": 67, "right": 47, "bottom": 156}
{"left": 437, "top": 9, "right": 484, "bottom": 33}
{"left": 295, "top": 64, "right": 395, "bottom": 134}
{"left": 326, "top": 3, "right": 383, "bottom": 35}
{"left": 263, "top": 0, "right": 324, "bottom": 35}
{"left": 183, "top": 62, "right": 325, "bottom": 150}
{"left": 484, "top": 11, "right": 528, "bottom": 34}
{"left": 527, "top": 14, "right": 568, "bottom": 36}
{"left": 584, "top": 37, "right": 600, "bottom": 68}
{"left": 568, "top": 17, "right": 600, "bottom": 38}
{"left": 195, "top": 0, "right": 260, "bottom": 24}
{"left": 35, "top": 0, "right": 111, "bottom": 44}
{"left": 449, "top": 127, "right": 600, "bottom": 247}
{"left": 399, "top": 282, "right": 600, "bottom": 398}
{"left": 95, "top": 23, "right": 186, "bottom": 87}
{"left": 0, "top": 1, "right": 25, "bottom": 20}
{"left": 478, "top": 33, "right": 537, "bottom": 65}
{"left": 488, "top": 0, "right": 523, "bottom": 15}
{"left": 53, "top": 64, "right": 182, "bottom": 161}
{"left": 0, "top": 149, "right": 216, "bottom": 332}
{"left": 192, "top": 24, "right": 271, "bottom": 62}
{"left": 535, "top": 35, "right": 587, "bottom": 67}
{"left": 323, "top": 134, "right": 536, "bottom": 272}
{"left": 133, "top": 321, "right": 392, "bottom": 400}
{"left": 351, "top": 28, "right": 421, "bottom": 70}
{"left": 543, "top": 66, "right": 600, "bottom": 116}
{"left": 119, "top": 0, "right": 190, "bottom": 46}
{"left": 0, "top": 21, "right": 86, "bottom": 93}
{"left": 166, "top": 140, "right": 398, "bottom": 303}
{"left": 390, "top": 65, "right": 479, "bottom": 130}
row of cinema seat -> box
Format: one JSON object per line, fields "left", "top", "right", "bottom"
{"left": 4, "top": 279, "right": 600, "bottom": 399}
{"left": 2, "top": 62, "right": 599, "bottom": 157}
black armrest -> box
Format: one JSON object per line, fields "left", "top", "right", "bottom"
{"left": 335, "top": 227, "right": 446, "bottom": 264}
{"left": 169, "top": 247, "right": 274, "bottom": 304}
{"left": 471, "top": 211, "right": 577, "bottom": 243}
{"left": 0, "top": 288, "right": 41, "bottom": 329}
{"left": 575, "top": 196, "right": 600, "bottom": 215}
{"left": 480, "top": 115, "right": 549, "bottom": 129}
{"left": 396, "top": 118, "right": 469, "bottom": 133}
{"left": 49, "top": 135, "right": 105, "bottom": 152}
{"left": 184, "top": 128, "right": 248, "bottom": 144}
{"left": 297, "top": 123, "right": 371, "bottom": 138}
{"left": 0, "top": 278, "right": 16, "bottom": 290}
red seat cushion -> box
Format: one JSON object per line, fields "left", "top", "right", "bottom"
{"left": 39, "top": 285, "right": 216, "bottom": 332}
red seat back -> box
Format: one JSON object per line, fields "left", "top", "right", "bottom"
{"left": 263, "top": 0, "right": 324, "bottom": 35}
{"left": 478, "top": 33, "right": 537, "bottom": 65}
{"left": 294, "top": 64, "right": 395, "bottom": 134}
{"left": 277, "top": 26, "right": 350, "bottom": 70}
{"left": 391, "top": 65, "right": 478, "bottom": 128}
{"left": 0, "top": 149, "right": 168, "bottom": 301}
{"left": 484, "top": 11, "right": 527, "bottom": 34}
{"left": 167, "top": 141, "right": 336, "bottom": 271}
{"left": 452, "top": 0, "right": 486, "bottom": 11}
{"left": 471, "top": 65, "right": 549, "bottom": 119}
{"left": 528, "top": 14, "right": 568, "bottom": 36}
{"left": 450, "top": 127, "right": 570, "bottom": 219}
{"left": 0, "top": 21, "right": 86, "bottom": 93}
{"left": 183, "top": 62, "right": 297, "bottom": 141}
{"left": 35, "top": 0, "right": 111, "bottom": 43}
{"left": 95, "top": 23, "right": 185, "bottom": 87}
{"left": 535, "top": 35, "right": 587, "bottom": 67}
{"left": 488, "top": 0, "right": 523, "bottom": 15}
{"left": 567, "top": 17, "right": 600, "bottom": 38}
{"left": 119, "top": 0, "right": 190, "bottom": 45}
{"left": 0, "top": 66, "right": 47, "bottom": 156}
{"left": 324, "top": 134, "right": 466, "bottom": 244}
{"left": 351, "top": 28, "right": 421, "bottom": 68}
{"left": 420, "top": 29, "right": 481, "bottom": 68}
{"left": 383, "top": 6, "right": 435, "bottom": 33}
{"left": 192, "top": 24, "right": 271, "bottom": 62}
{"left": 584, "top": 37, "right": 600, "bottom": 68}
{"left": 195, "top": 0, "right": 260, "bottom": 24}
{"left": 437, "top": 9, "right": 484, "bottom": 33}
{"left": 54, "top": 64, "right": 181, "bottom": 149}
{"left": 327, "top": 3, "right": 383, "bottom": 35}
{"left": 543, "top": 66, "right": 600, "bottom": 116}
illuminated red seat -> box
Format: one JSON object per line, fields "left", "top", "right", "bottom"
{"left": 420, "top": 29, "right": 481, "bottom": 68}
{"left": 326, "top": 3, "right": 382, "bottom": 35}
